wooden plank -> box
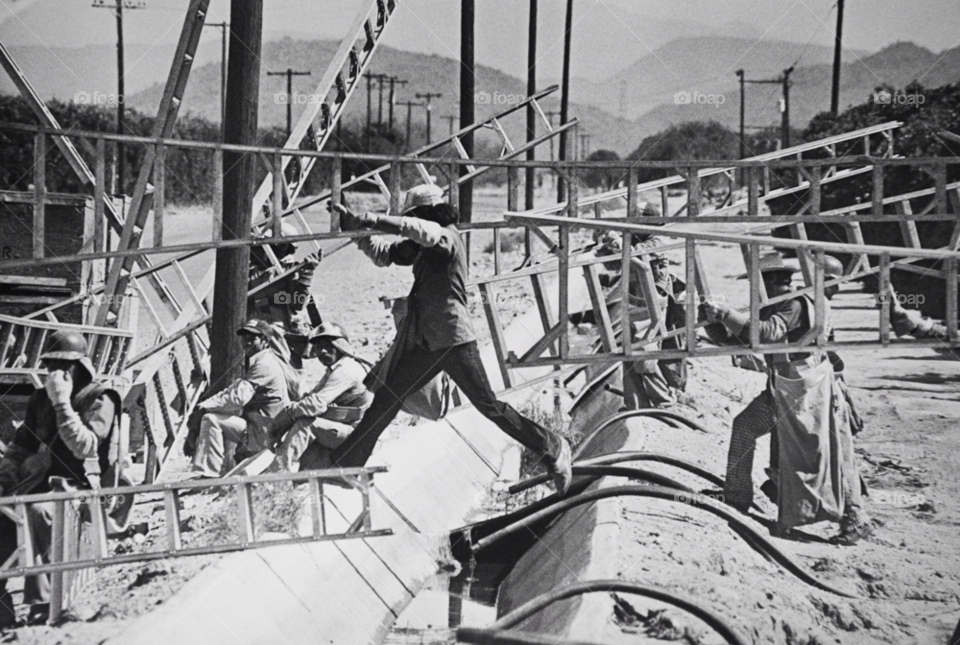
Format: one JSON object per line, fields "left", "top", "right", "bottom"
{"left": 631, "top": 258, "right": 662, "bottom": 341}
{"left": 212, "top": 149, "right": 223, "bottom": 242}
{"left": 582, "top": 264, "right": 616, "bottom": 352}
{"left": 813, "top": 250, "right": 827, "bottom": 346}
{"left": 947, "top": 258, "right": 958, "bottom": 341}
{"left": 478, "top": 282, "right": 512, "bottom": 388}
{"left": 879, "top": 253, "right": 891, "bottom": 345}
{"left": 389, "top": 161, "right": 401, "bottom": 216}
{"left": 948, "top": 188, "right": 960, "bottom": 250}
{"left": 626, "top": 167, "right": 637, "bottom": 218}
{"left": 685, "top": 238, "right": 697, "bottom": 355}
{"left": 33, "top": 132, "right": 46, "bottom": 258}
{"left": 893, "top": 200, "right": 921, "bottom": 248}
{"left": 621, "top": 231, "right": 632, "bottom": 357}
{"left": 236, "top": 483, "right": 255, "bottom": 544}
{"left": 507, "top": 166, "right": 519, "bottom": 212}
{"left": 154, "top": 143, "right": 165, "bottom": 247}
{"left": 330, "top": 156, "right": 342, "bottom": 232}
{"left": 0, "top": 276, "right": 68, "bottom": 287}
{"left": 685, "top": 168, "right": 700, "bottom": 217}
{"left": 94, "top": 137, "right": 106, "bottom": 254}
{"left": 272, "top": 152, "right": 284, "bottom": 237}
{"left": 871, "top": 163, "right": 884, "bottom": 216}
{"left": 748, "top": 244, "right": 760, "bottom": 349}
{"left": 747, "top": 166, "right": 759, "bottom": 216}
{"left": 790, "top": 221, "right": 815, "bottom": 287}
{"left": 164, "top": 489, "right": 182, "bottom": 551}
{"left": 516, "top": 322, "right": 565, "bottom": 363}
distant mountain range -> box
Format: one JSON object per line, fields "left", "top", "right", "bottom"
{"left": 2, "top": 36, "right": 959, "bottom": 156}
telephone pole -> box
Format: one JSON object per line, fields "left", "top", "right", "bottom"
{"left": 525, "top": 0, "right": 538, "bottom": 210}
{"left": 363, "top": 72, "right": 376, "bottom": 149}
{"left": 781, "top": 66, "right": 794, "bottom": 149}
{"left": 92, "top": 0, "right": 145, "bottom": 195}
{"left": 398, "top": 100, "right": 423, "bottom": 150}
{"left": 557, "top": 0, "right": 574, "bottom": 202}
{"left": 267, "top": 68, "right": 311, "bottom": 139}
{"left": 374, "top": 73, "right": 388, "bottom": 128}
{"left": 211, "top": 0, "right": 262, "bottom": 391}
{"left": 460, "top": 0, "right": 476, "bottom": 223}
{"left": 416, "top": 92, "right": 442, "bottom": 144}
{"left": 204, "top": 21, "right": 228, "bottom": 131}
{"left": 442, "top": 114, "right": 458, "bottom": 136}
{"left": 739, "top": 71, "right": 783, "bottom": 151}
{"left": 830, "top": 0, "right": 845, "bottom": 115}
{"left": 387, "top": 76, "right": 407, "bottom": 130}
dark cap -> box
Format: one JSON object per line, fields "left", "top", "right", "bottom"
{"left": 237, "top": 319, "right": 272, "bottom": 338}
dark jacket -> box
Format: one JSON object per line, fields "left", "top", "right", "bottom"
{"left": 0, "top": 381, "right": 120, "bottom": 493}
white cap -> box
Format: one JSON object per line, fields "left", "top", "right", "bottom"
{"left": 401, "top": 183, "right": 444, "bottom": 214}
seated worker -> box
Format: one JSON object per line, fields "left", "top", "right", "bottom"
{"left": 269, "top": 323, "right": 373, "bottom": 471}
{"left": 185, "top": 319, "right": 289, "bottom": 478}
{"left": 0, "top": 331, "right": 122, "bottom": 626}
{"left": 702, "top": 253, "right": 869, "bottom": 544}
{"left": 594, "top": 208, "right": 679, "bottom": 409}
{"left": 328, "top": 183, "right": 572, "bottom": 493}
{"left": 889, "top": 295, "right": 951, "bottom": 341}
{"left": 248, "top": 220, "right": 321, "bottom": 334}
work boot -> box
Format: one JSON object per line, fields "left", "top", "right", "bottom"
{"left": 546, "top": 438, "right": 573, "bottom": 496}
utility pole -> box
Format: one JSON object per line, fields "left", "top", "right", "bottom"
{"left": 92, "top": 0, "right": 145, "bottom": 195}
{"left": 398, "top": 100, "right": 423, "bottom": 150}
{"left": 525, "top": 0, "right": 538, "bottom": 210}
{"left": 736, "top": 69, "right": 745, "bottom": 186}
{"left": 375, "top": 74, "right": 388, "bottom": 128}
{"left": 741, "top": 72, "right": 783, "bottom": 150}
{"left": 363, "top": 72, "right": 376, "bottom": 149}
{"left": 387, "top": 76, "right": 407, "bottom": 131}
{"left": 831, "top": 0, "right": 845, "bottom": 115}
{"left": 442, "top": 114, "right": 458, "bottom": 136}
{"left": 204, "top": 21, "right": 228, "bottom": 132}
{"left": 211, "top": 0, "right": 262, "bottom": 391}
{"left": 557, "top": 0, "right": 574, "bottom": 203}
{"left": 460, "top": 0, "right": 476, "bottom": 222}
{"left": 781, "top": 66, "right": 794, "bottom": 149}
{"left": 267, "top": 67, "right": 311, "bottom": 139}
{"left": 416, "top": 92, "right": 442, "bottom": 144}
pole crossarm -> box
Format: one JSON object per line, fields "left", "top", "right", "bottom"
{"left": 0, "top": 467, "right": 390, "bottom": 581}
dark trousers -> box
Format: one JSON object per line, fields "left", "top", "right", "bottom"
{"left": 330, "top": 341, "right": 562, "bottom": 468}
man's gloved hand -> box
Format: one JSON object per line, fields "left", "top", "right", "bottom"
{"left": 45, "top": 370, "right": 73, "bottom": 406}
{"left": 353, "top": 211, "right": 380, "bottom": 228}
{"left": 702, "top": 300, "right": 728, "bottom": 323}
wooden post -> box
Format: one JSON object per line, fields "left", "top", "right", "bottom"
{"left": 747, "top": 166, "right": 759, "bottom": 216}
{"left": 94, "top": 137, "right": 106, "bottom": 254}
{"left": 164, "top": 489, "right": 182, "bottom": 551}
{"left": 272, "top": 151, "right": 284, "bottom": 237}
{"left": 507, "top": 166, "right": 519, "bottom": 212}
{"left": 33, "top": 132, "right": 46, "bottom": 258}
{"left": 947, "top": 257, "right": 958, "bottom": 341}
{"left": 621, "top": 231, "right": 632, "bottom": 357}
{"left": 210, "top": 0, "right": 263, "bottom": 393}
{"left": 212, "top": 149, "right": 223, "bottom": 242}
{"left": 153, "top": 143, "right": 165, "bottom": 247}
{"left": 459, "top": 0, "right": 475, "bottom": 223}
{"left": 685, "top": 168, "right": 700, "bottom": 217}
{"left": 814, "top": 250, "right": 827, "bottom": 346}
{"left": 749, "top": 244, "right": 760, "bottom": 349}
{"left": 879, "top": 253, "right": 891, "bottom": 345}
{"left": 871, "top": 163, "right": 883, "bottom": 216}
{"left": 685, "top": 238, "right": 697, "bottom": 354}
{"left": 626, "top": 167, "right": 637, "bottom": 218}
{"left": 389, "top": 161, "right": 401, "bottom": 216}
{"left": 330, "top": 155, "right": 342, "bottom": 232}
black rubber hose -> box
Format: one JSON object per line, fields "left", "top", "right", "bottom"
{"left": 508, "top": 456, "right": 703, "bottom": 495}
{"left": 486, "top": 579, "right": 750, "bottom": 645}
{"left": 574, "top": 409, "right": 709, "bottom": 460}
{"left": 471, "top": 484, "right": 858, "bottom": 598}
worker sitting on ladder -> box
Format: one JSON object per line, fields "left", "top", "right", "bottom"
{"left": 257, "top": 322, "right": 373, "bottom": 471}
{"left": 184, "top": 320, "right": 289, "bottom": 478}
{"left": 0, "top": 331, "right": 122, "bottom": 626}
{"left": 328, "top": 183, "right": 573, "bottom": 494}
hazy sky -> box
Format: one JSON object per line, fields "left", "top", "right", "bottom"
{"left": 2, "top": 0, "right": 959, "bottom": 81}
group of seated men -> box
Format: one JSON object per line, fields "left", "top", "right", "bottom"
{"left": 184, "top": 318, "right": 372, "bottom": 477}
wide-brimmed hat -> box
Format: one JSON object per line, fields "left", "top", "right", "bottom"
{"left": 736, "top": 253, "right": 799, "bottom": 279}
{"left": 401, "top": 183, "right": 444, "bottom": 214}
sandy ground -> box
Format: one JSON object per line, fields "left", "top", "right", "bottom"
{"left": 3, "top": 185, "right": 959, "bottom": 643}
